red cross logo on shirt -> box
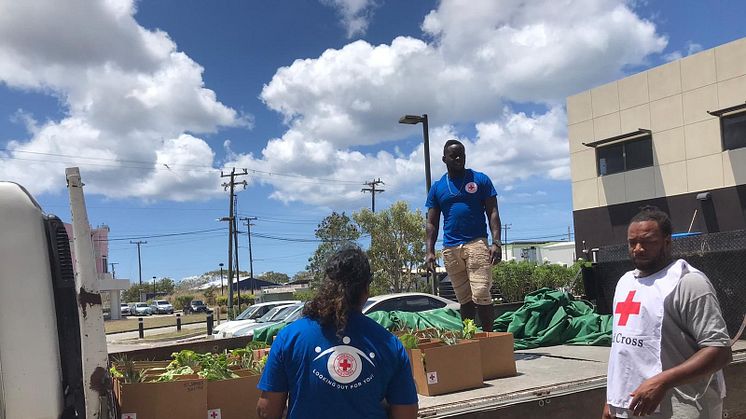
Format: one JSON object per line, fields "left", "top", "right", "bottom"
{"left": 211, "top": 412, "right": 219, "bottom": 419}
{"left": 615, "top": 290, "right": 641, "bottom": 326}
{"left": 339, "top": 358, "right": 352, "bottom": 371}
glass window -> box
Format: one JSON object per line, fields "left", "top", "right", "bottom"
{"left": 597, "top": 143, "right": 624, "bottom": 176}
{"left": 596, "top": 136, "right": 653, "bottom": 176}
{"left": 722, "top": 112, "right": 746, "bottom": 151}
{"left": 624, "top": 137, "right": 654, "bottom": 171}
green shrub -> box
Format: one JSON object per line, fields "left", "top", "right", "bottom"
{"left": 174, "top": 295, "right": 194, "bottom": 311}
{"left": 216, "top": 295, "right": 228, "bottom": 307}
{"left": 293, "top": 289, "right": 317, "bottom": 301}
{"left": 493, "top": 261, "right": 582, "bottom": 302}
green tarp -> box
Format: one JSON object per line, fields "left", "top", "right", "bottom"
{"left": 253, "top": 288, "right": 612, "bottom": 350}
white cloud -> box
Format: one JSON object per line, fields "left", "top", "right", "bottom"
{"left": 320, "top": 0, "right": 377, "bottom": 38}
{"left": 0, "top": 0, "right": 244, "bottom": 199}
{"left": 663, "top": 40, "right": 703, "bottom": 62}
{"left": 252, "top": 0, "right": 665, "bottom": 206}
{"left": 0, "top": 0, "right": 667, "bottom": 207}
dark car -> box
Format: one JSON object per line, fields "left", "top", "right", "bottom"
{"left": 184, "top": 299, "right": 211, "bottom": 314}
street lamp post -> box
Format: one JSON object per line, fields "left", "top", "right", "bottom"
{"left": 152, "top": 276, "right": 156, "bottom": 299}
{"left": 399, "top": 114, "right": 431, "bottom": 193}
{"left": 219, "top": 263, "right": 224, "bottom": 296}
{"left": 399, "top": 113, "right": 436, "bottom": 295}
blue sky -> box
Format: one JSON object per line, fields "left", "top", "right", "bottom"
{"left": 1, "top": 0, "right": 744, "bottom": 282}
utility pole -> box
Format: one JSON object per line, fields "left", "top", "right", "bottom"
{"left": 130, "top": 240, "right": 147, "bottom": 301}
{"left": 501, "top": 224, "right": 511, "bottom": 261}
{"left": 221, "top": 168, "right": 247, "bottom": 316}
{"left": 233, "top": 197, "right": 242, "bottom": 312}
{"left": 240, "top": 216, "right": 258, "bottom": 295}
{"left": 568, "top": 226, "right": 573, "bottom": 242}
{"left": 109, "top": 262, "right": 118, "bottom": 279}
{"left": 361, "top": 178, "right": 385, "bottom": 212}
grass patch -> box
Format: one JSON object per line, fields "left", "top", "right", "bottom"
{"left": 123, "top": 328, "right": 207, "bottom": 342}
{"left": 105, "top": 312, "right": 225, "bottom": 334}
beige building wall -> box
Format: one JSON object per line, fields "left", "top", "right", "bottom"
{"left": 568, "top": 37, "right": 746, "bottom": 211}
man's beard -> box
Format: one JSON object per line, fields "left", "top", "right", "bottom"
{"left": 631, "top": 248, "right": 669, "bottom": 273}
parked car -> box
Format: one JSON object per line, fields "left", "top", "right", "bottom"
{"left": 230, "top": 303, "right": 305, "bottom": 338}
{"left": 130, "top": 302, "right": 152, "bottom": 316}
{"left": 362, "top": 292, "right": 459, "bottom": 314}
{"left": 183, "top": 299, "right": 211, "bottom": 314}
{"left": 120, "top": 303, "right": 131, "bottom": 316}
{"left": 212, "top": 300, "right": 300, "bottom": 336}
{"left": 149, "top": 299, "right": 174, "bottom": 314}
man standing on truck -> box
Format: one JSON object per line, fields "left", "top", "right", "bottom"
{"left": 603, "top": 206, "right": 732, "bottom": 418}
{"left": 426, "top": 139, "right": 501, "bottom": 331}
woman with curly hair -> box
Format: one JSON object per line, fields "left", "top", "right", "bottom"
{"left": 257, "top": 247, "right": 418, "bottom": 419}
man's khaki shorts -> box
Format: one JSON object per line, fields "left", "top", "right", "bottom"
{"left": 442, "top": 238, "right": 492, "bottom": 305}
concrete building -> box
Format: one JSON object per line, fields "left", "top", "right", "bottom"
{"left": 568, "top": 37, "right": 746, "bottom": 255}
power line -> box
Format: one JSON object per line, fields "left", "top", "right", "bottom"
{"left": 99, "top": 227, "right": 225, "bottom": 242}
{"left": 1, "top": 148, "right": 362, "bottom": 185}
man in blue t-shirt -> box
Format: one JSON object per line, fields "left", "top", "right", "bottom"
{"left": 425, "top": 139, "right": 501, "bottom": 331}
{"left": 257, "top": 247, "right": 418, "bottom": 419}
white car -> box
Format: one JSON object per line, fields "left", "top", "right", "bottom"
{"left": 362, "top": 292, "right": 459, "bottom": 314}
{"left": 150, "top": 299, "right": 174, "bottom": 314}
{"left": 229, "top": 303, "right": 305, "bottom": 338}
{"left": 213, "top": 300, "right": 300, "bottom": 336}
{"left": 130, "top": 302, "right": 152, "bottom": 316}
{"left": 216, "top": 303, "right": 295, "bottom": 338}
{"left": 120, "top": 303, "right": 131, "bottom": 316}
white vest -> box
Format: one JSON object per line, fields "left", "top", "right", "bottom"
{"left": 606, "top": 259, "right": 725, "bottom": 414}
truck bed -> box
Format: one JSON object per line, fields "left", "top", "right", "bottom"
{"left": 417, "top": 341, "right": 746, "bottom": 418}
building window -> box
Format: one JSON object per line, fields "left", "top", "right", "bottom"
{"left": 722, "top": 112, "right": 746, "bottom": 151}
{"left": 102, "top": 256, "right": 108, "bottom": 273}
{"left": 597, "top": 136, "right": 653, "bottom": 176}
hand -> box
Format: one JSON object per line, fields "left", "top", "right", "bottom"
{"left": 426, "top": 252, "right": 437, "bottom": 273}
{"left": 601, "top": 403, "right": 613, "bottom": 419}
{"left": 629, "top": 376, "right": 668, "bottom": 416}
{"left": 489, "top": 243, "right": 502, "bottom": 265}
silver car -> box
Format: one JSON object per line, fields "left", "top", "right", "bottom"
{"left": 130, "top": 302, "right": 152, "bottom": 316}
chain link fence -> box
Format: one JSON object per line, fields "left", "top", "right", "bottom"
{"left": 588, "top": 230, "right": 746, "bottom": 341}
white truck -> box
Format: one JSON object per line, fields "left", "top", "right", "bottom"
{"left": 0, "top": 169, "right": 112, "bottom": 419}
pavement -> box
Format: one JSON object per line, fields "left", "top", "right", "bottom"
{"left": 106, "top": 321, "right": 217, "bottom": 353}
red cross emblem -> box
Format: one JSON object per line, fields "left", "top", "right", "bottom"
{"left": 465, "top": 182, "right": 477, "bottom": 193}
{"left": 211, "top": 412, "right": 219, "bottom": 419}
{"left": 333, "top": 353, "right": 356, "bottom": 377}
{"left": 615, "top": 290, "right": 641, "bottom": 326}
{"left": 122, "top": 415, "right": 135, "bottom": 419}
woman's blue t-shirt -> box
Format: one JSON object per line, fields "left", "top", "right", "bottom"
{"left": 258, "top": 313, "right": 418, "bottom": 418}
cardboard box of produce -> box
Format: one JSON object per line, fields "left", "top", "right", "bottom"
{"left": 409, "top": 340, "right": 483, "bottom": 396}
{"left": 474, "top": 332, "right": 517, "bottom": 380}
{"left": 207, "top": 370, "right": 262, "bottom": 419}
{"left": 115, "top": 376, "right": 206, "bottom": 419}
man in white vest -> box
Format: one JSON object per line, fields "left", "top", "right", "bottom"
{"left": 603, "top": 206, "right": 732, "bottom": 418}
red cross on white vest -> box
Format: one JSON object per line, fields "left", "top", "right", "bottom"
{"left": 615, "top": 290, "right": 641, "bottom": 326}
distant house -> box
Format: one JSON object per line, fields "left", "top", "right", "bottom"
{"left": 568, "top": 37, "right": 746, "bottom": 256}
{"left": 503, "top": 241, "right": 576, "bottom": 266}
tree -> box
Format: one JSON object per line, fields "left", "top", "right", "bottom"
{"left": 258, "top": 271, "right": 290, "bottom": 284}
{"left": 157, "top": 277, "right": 176, "bottom": 294}
{"left": 306, "top": 212, "right": 361, "bottom": 286}
{"left": 353, "top": 201, "right": 426, "bottom": 294}
{"left": 122, "top": 283, "right": 149, "bottom": 302}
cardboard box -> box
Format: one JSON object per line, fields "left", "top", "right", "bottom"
{"left": 410, "top": 340, "right": 483, "bottom": 396}
{"left": 207, "top": 370, "right": 261, "bottom": 419}
{"left": 474, "top": 332, "right": 517, "bottom": 380}
{"left": 115, "top": 377, "right": 207, "bottom": 419}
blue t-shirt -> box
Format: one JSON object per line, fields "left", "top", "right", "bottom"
{"left": 425, "top": 169, "right": 497, "bottom": 248}
{"left": 258, "top": 313, "right": 418, "bottom": 419}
